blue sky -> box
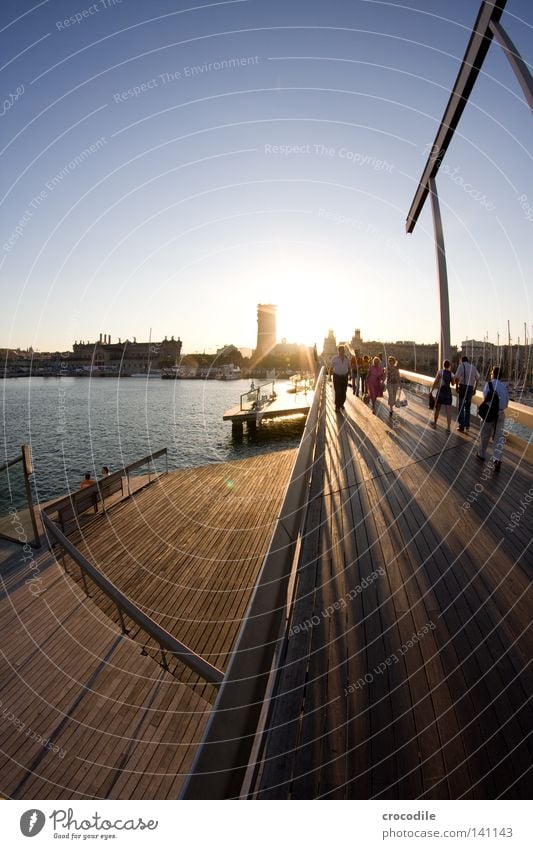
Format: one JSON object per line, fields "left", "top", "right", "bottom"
{"left": 1, "top": 0, "right": 532, "bottom": 353}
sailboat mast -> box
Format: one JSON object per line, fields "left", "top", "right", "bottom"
{"left": 507, "top": 320, "right": 511, "bottom": 380}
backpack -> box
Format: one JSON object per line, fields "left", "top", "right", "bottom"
{"left": 478, "top": 381, "right": 500, "bottom": 422}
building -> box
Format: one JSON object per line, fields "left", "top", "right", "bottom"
{"left": 347, "top": 329, "right": 448, "bottom": 376}
{"left": 255, "top": 304, "right": 277, "bottom": 359}
{"left": 71, "top": 334, "right": 182, "bottom": 373}
{"left": 321, "top": 329, "right": 338, "bottom": 365}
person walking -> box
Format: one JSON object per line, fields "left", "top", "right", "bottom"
{"left": 385, "top": 356, "right": 401, "bottom": 416}
{"left": 330, "top": 344, "right": 350, "bottom": 411}
{"left": 359, "top": 355, "right": 369, "bottom": 397}
{"left": 455, "top": 355, "right": 479, "bottom": 432}
{"left": 366, "top": 356, "right": 385, "bottom": 415}
{"left": 477, "top": 366, "right": 509, "bottom": 472}
{"left": 430, "top": 360, "right": 455, "bottom": 432}
{"left": 350, "top": 353, "right": 359, "bottom": 396}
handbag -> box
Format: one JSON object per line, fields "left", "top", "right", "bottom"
{"left": 478, "top": 381, "right": 499, "bottom": 422}
{"left": 428, "top": 393, "right": 435, "bottom": 410}
{"left": 397, "top": 389, "right": 408, "bottom": 407}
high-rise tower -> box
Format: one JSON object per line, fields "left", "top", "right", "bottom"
{"left": 255, "top": 304, "right": 277, "bottom": 358}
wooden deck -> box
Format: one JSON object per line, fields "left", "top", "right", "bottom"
{"left": 0, "top": 547, "right": 212, "bottom": 799}
{"left": 256, "top": 385, "right": 532, "bottom": 799}
{"left": 0, "top": 449, "right": 296, "bottom": 799}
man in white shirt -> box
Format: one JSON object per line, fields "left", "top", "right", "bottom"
{"left": 330, "top": 345, "right": 350, "bottom": 411}
{"left": 455, "top": 356, "right": 480, "bottom": 432}
{"left": 476, "top": 366, "right": 509, "bottom": 472}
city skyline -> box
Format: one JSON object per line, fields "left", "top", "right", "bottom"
{"left": 3, "top": 318, "right": 531, "bottom": 357}
{"left": 1, "top": 0, "right": 532, "bottom": 354}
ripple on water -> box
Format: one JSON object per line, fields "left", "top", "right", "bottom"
{"left": 2, "top": 377, "right": 304, "bottom": 500}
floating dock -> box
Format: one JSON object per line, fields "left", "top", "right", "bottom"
{"left": 223, "top": 379, "right": 314, "bottom": 435}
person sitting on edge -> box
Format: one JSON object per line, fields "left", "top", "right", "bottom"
{"left": 455, "top": 355, "right": 479, "bottom": 433}
{"left": 476, "top": 366, "right": 509, "bottom": 472}
{"left": 330, "top": 344, "right": 350, "bottom": 412}
{"left": 80, "top": 472, "right": 95, "bottom": 489}
{"left": 101, "top": 466, "right": 110, "bottom": 477}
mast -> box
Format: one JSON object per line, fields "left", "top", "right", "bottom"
{"left": 524, "top": 322, "right": 529, "bottom": 392}
{"left": 507, "top": 320, "right": 511, "bottom": 380}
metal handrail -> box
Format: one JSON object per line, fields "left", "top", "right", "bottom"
{"left": 181, "top": 367, "right": 326, "bottom": 799}
{"left": 400, "top": 368, "right": 533, "bottom": 430}
{"left": 41, "top": 510, "right": 223, "bottom": 686}
{"left": 239, "top": 380, "right": 276, "bottom": 412}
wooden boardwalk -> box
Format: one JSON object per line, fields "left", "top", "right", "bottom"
{"left": 256, "top": 385, "right": 532, "bottom": 799}
{"left": 63, "top": 449, "right": 297, "bottom": 682}
{"left": 0, "top": 449, "right": 296, "bottom": 799}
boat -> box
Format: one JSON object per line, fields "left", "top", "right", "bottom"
{"left": 217, "top": 364, "right": 242, "bottom": 380}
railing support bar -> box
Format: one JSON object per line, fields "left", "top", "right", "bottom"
{"left": 79, "top": 564, "right": 90, "bottom": 597}
{"left": 116, "top": 604, "right": 128, "bottom": 634}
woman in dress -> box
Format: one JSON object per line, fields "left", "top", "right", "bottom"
{"left": 430, "top": 359, "right": 455, "bottom": 432}
{"left": 385, "top": 356, "right": 401, "bottom": 415}
{"left": 366, "top": 356, "right": 385, "bottom": 415}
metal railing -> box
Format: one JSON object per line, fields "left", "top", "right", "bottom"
{"left": 289, "top": 372, "right": 314, "bottom": 394}
{"left": 41, "top": 447, "right": 222, "bottom": 686}
{"left": 41, "top": 511, "right": 223, "bottom": 685}
{"left": 181, "top": 367, "right": 326, "bottom": 799}
{"left": 240, "top": 380, "right": 276, "bottom": 412}
{"left": 400, "top": 369, "right": 533, "bottom": 431}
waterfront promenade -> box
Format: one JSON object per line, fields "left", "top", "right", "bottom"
{"left": 1, "top": 386, "right": 531, "bottom": 799}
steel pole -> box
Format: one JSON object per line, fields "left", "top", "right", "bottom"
{"left": 429, "top": 178, "right": 451, "bottom": 365}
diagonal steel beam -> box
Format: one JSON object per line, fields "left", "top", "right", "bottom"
{"left": 406, "top": 0, "right": 507, "bottom": 233}
{"left": 489, "top": 18, "right": 533, "bottom": 111}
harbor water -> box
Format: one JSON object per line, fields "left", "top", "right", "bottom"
{"left": 2, "top": 377, "right": 304, "bottom": 502}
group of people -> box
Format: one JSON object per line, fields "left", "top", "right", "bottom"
{"left": 430, "top": 356, "right": 508, "bottom": 471}
{"left": 79, "top": 466, "right": 109, "bottom": 489}
{"left": 331, "top": 347, "right": 510, "bottom": 470}
{"left": 330, "top": 346, "right": 401, "bottom": 415}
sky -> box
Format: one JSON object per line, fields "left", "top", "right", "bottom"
{"left": 1, "top": 0, "right": 532, "bottom": 354}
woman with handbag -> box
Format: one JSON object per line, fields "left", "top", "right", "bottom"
{"left": 430, "top": 360, "right": 455, "bottom": 432}
{"left": 366, "top": 356, "right": 385, "bottom": 415}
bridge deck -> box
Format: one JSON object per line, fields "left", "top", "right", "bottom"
{"left": 0, "top": 449, "right": 296, "bottom": 799}
{"left": 256, "top": 385, "right": 532, "bottom": 799}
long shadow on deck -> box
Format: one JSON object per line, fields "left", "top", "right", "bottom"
{"left": 257, "top": 391, "right": 533, "bottom": 799}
